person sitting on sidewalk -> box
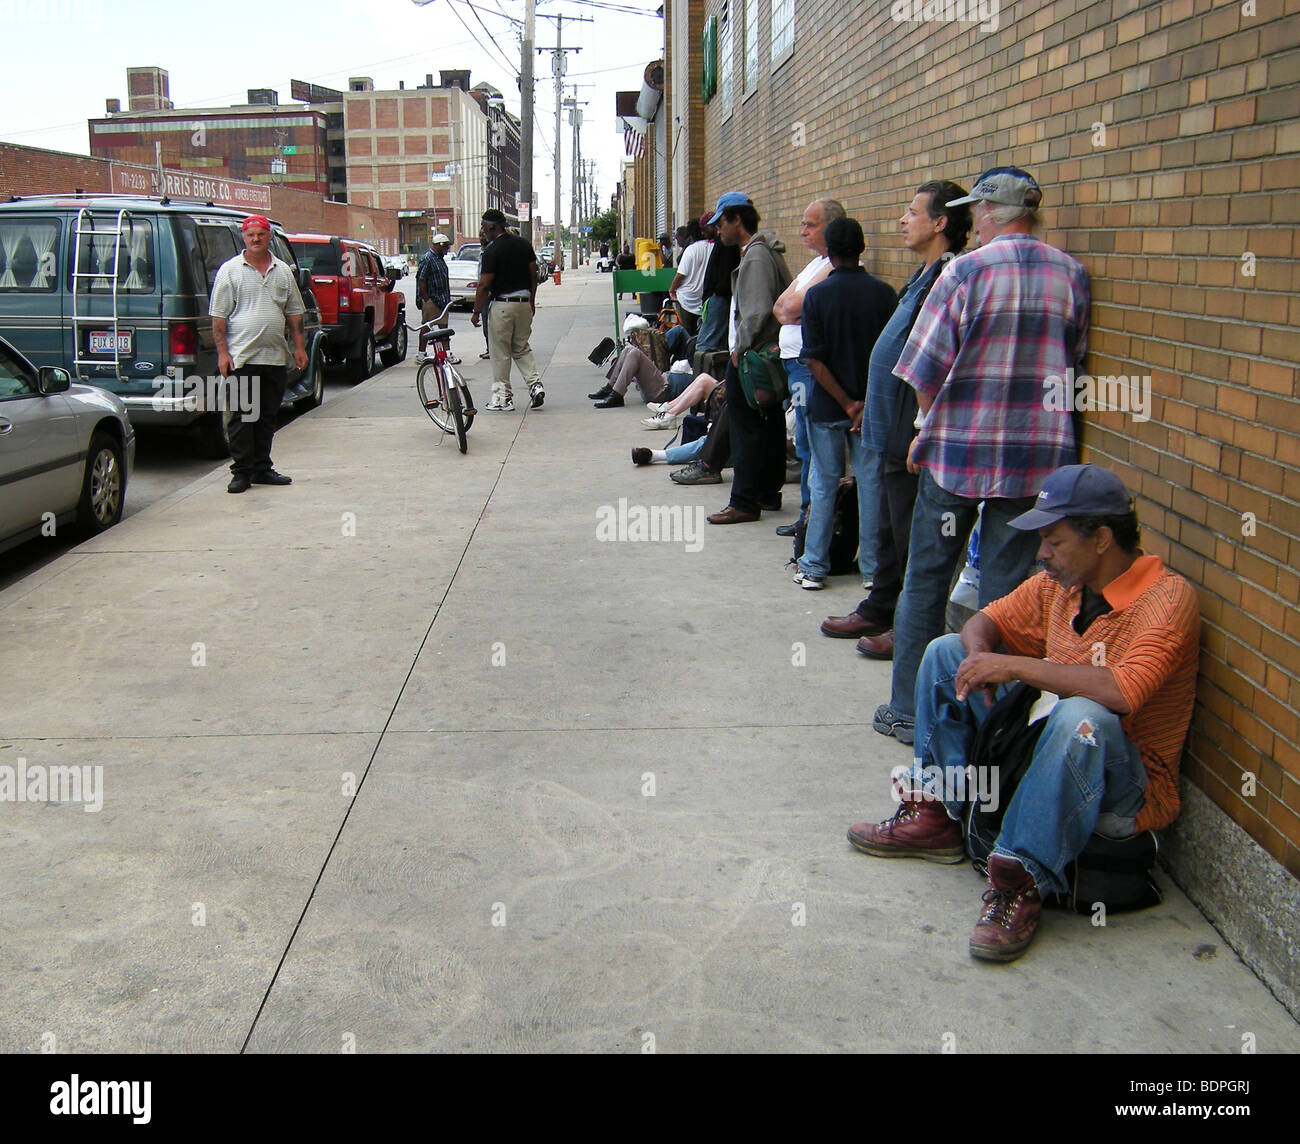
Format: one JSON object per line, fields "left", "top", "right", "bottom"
{"left": 846, "top": 464, "right": 1200, "bottom": 963}
{"left": 791, "top": 216, "right": 896, "bottom": 590}
{"left": 640, "top": 370, "right": 722, "bottom": 430}
{"left": 587, "top": 341, "right": 694, "bottom": 408}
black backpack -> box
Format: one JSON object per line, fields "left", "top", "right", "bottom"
{"left": 791, "top": 477, "right": 859, "bottom": 576}
{"left": 964, "top": 681, "right": 1162, "bottom": 915}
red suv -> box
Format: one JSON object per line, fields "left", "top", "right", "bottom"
{"left": 287, "top": 235, "right": 406, "bottom": 379}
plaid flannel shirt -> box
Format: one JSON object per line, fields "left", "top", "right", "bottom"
{"left": 893, "top": 233, "right": 1090, "bottom": 499}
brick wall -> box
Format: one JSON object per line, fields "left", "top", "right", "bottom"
{"left": 697, "top": 0, "right": 1300, "bottom": 876}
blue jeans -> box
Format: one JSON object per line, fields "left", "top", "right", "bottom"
{"left": 889, "top": 469, "right": 1041, "bottom": 719}
{"left": 665, "top": 437, "right": 704, "bottom": 465}
{"left": 906, "top": 634, "right": 1147, "bottom": 895}
{"left": 798, "top": 418, "right": 879, "bottom": 580}
{"left": 696, "top": 296, "right": 729, "bottom": 353}
{"left": 784, "top": 358, "right": 812, "bottom": 517}
{"left": 665, "top": 324, "right": 690, "bottom": 361}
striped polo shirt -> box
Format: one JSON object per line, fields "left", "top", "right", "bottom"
{"left": 209, "top": 253, "right": 305, "bottom": 367}
{"left": 981, "top": 554, "right": 1201, "bottom": 832}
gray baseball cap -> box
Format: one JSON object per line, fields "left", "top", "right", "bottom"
{"left": 947, "top": 166, "right": 1042, "bottom": 209}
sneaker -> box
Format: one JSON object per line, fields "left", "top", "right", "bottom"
{"left": 484, "top": 397, "right": 516, "bottom": 412}
{"left": 872, "top": 703, "right": 915, "bottom": 745}
{"left": 969, "top": 856, "right": 1043, "bottom": 962}
{"left": 646, "top": 401, "right": 670, "bottom": 415}
{"left": 529, "top": 382, "right": 545, "bottom": 409}
{"left": 846, "top": 794, "right": 965, "bottom": 863}
{"left": 792, "top": 568, "right": 825, "bottom": 590}
{"left": 640, "top": 412, "right": 680, "bottom": 430}
{"left": 862, "top": 577, "right": 874, "bottom": 592}
{"left": 447, "top": 354, "right": 462, "bottom": 365}
{"left": 414, "top": 352, "right": 428, "bottom": 363}
{"left": 670, "top": 461, "right": 722, "bottom": 485}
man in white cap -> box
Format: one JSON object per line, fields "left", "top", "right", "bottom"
{"left": 873, "top": 165, "right": 1091, "bottom": 745}
{"left": 848, "top": 463, "right": 1199, "bottom": 962}
{"left": 416, "top": 233, "right": 456, "bottom": 363}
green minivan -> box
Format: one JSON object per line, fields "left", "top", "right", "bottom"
{"left": 0, "top": 194, "right": 325, "bottom": 455}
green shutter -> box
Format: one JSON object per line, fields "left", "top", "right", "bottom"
{"left": 702, "top": 15, "right": 717, "bottom": 102}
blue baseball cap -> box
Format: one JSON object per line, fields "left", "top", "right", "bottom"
{"left": 1008, "top": 464, "right": 1132, "bottom": 530}
{"left": 707, "top": 191, "right": 753, "bottom": 225}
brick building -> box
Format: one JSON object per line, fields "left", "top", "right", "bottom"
{"left": 90, "top": 70, "right": 333, "bottom": 196}
{"left": 343, "top": 71, "right": 489, "bottom": 250}
{"left": 0, "top": 142, "right": 399, "bottom": 251}
{"left": 674, "top": 0, "right": 1300, "bottom": 1013}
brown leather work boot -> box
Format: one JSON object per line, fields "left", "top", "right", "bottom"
{"left": 969, "top": 854, "right": 1043, "bottom": 963}
{"left": 847, "top": 790, "right": 964, "bottom": 863}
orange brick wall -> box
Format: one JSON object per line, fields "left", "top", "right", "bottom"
{"left": 697, "top": 0, "right": 1300, "bottom": 876}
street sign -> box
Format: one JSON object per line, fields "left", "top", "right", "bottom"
{"left": 282, "top": 145, "right": 297, "bottom": 155}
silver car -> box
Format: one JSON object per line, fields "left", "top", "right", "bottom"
{"left": 445, "top": 243, "right": 481, "bottom": 308}
{"left": 0, "top": 336, "right": 134, "bottom": 554}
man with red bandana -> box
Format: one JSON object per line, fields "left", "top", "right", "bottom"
{"left": 210, "top": 215, "right": 307, "bottom": 493}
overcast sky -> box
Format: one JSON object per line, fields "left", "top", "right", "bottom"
{"left": 4, "top": 0, "right": 663, "bottom": 224}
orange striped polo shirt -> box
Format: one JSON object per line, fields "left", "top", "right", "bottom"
{"left": 981, "top": 555, "right": 1201, "bottom": 832}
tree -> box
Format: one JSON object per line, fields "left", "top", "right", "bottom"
{"left": 589, "top": 207, "right": 618, "bottom": 244}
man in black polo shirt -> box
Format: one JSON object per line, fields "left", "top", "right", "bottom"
{"left": 472, "top": 209, "right": 543, "bottom": 411}
{"left": 793, "top": 216, "right": 897, "bottom": 588}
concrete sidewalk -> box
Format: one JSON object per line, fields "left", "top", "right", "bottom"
{"left": 2, "top": 267, "right": 1297, "bottom": 1054}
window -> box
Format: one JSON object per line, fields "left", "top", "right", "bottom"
{"left": 702, "top": 15, "right": 718, "bottom": 101}
{"left": 771, "top": 0, "right": 795, "bottom": 64}
{"left": 289, "top": 240, "right": 340, "bottom": 275}
{"left": 719, "top": 1, "right": 734, "bottom": 120}
{"left": 744, "top": 0, "right": 759, "bottom": 98}
{"left": 72, "top": 216, "right": 155, "bottom": 294}
{"left": 0, "top": 342, "right": 38, "bottom": 398}
{"left": 0, "top": 218, "right": 60, "bottom": 292}
{"left": 194, "top": 223, "right": 239, "bottom": 292}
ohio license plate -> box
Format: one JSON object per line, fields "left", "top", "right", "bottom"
{"left": 88, "top": 330, "right": 133, "bottom": 355}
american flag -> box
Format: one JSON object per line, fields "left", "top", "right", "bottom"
{"left": 624, "top": 125, "right": 644, "bottom": 159}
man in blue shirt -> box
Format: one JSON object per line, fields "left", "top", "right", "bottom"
{"left": 820, "top": 181, "right": 972, "bottom": 652}
{"left": 794, "top": 217, "right": 897, "bottom": 589}
{"left": 416, "top": 233, "right": 455, "bottom": 364}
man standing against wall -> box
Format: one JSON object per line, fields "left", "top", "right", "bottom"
{"left": 211, "top": 215, "right": 307, "bottom": 494}
{"left": 873, "top": 166, "right": 1090, "bottom": 745}
{"left": 472, "top": 209, "right": 544, "bottom": 411}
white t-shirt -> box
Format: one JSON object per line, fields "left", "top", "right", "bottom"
{"left": 777, "top": 254, "right": 831, "bottom": 360}
{"left": 673, "top": 239, "right": 711, "bottom": 314}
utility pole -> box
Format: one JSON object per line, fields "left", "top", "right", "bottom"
{"left": 537, "top": 10, "right": 589, "bottom": 270}
{"left": 520, "top": 0, "right": 534, "bottom": 245}
{"left": 563, "top": 88, "right": 588, "bottom": 269}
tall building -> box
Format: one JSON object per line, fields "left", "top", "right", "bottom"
{"left": 470, "top": 82, "right": 523, "bottom": 226}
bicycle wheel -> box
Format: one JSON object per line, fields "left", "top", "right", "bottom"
{"left": 447, "top": 363, "right": 474, "bottom": 431}
{"left": 448, "top": 385, "right": 468, "bottom": 453}
{"left": 416, "top": 359, "right": 455, "bottom": 434}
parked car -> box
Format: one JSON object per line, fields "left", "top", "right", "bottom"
{"left": 287, "top": 234, "right": 406, "bottom": 379}
{"left": 0, "top": 335, "right": 134, "bottom": 554}
{"left": 444, "top": 242, "right": 480, "bottom": 309}
{"left": 0, "top": 194, "right": 326, "bottom": 457}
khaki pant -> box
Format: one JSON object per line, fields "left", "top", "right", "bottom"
{"left": 420, "top": 299, "right": 448, "bottom": 352}
{"left": 486, "top": 299, "right": 540, "bottom": 401}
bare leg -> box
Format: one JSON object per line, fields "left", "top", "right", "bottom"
{"left": 664, "top": 372, "right": 719, "bottom": 416}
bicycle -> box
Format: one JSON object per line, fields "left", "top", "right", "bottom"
{"left": 414, "top": 302, "right": 475, "bottom": 453}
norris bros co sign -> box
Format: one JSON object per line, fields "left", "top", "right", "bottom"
{"left": 110, "top": 163, "right": 272, "bottom": 210}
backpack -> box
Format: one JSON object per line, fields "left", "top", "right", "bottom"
{"left": 963, "top": 681, "right": 1162, "bottom": 915}
{"left": 791, "top": 476, "right": 859, "bottom": 575}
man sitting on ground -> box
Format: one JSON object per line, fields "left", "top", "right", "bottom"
{"left": 846, "top": 464, "right": 1199, "bottom": 962}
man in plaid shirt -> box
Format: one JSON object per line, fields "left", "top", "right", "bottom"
{"left": 873, "top": 166, "right": 1090, "bottom": 746}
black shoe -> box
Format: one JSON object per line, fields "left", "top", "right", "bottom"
{"left": 759, "top": 494, "right": 782, "bottom": 512}
{"left": 632, "top": 447, "right": 653, "bottom": 466}
{"left": 588, "top": 383, "right": 614, "bottom": 400}
{"left": 252, "top": 470, "right": 292, "bottom": 486}
{"left": 594, "top": 393, "right": 624, "bottom": 408}
{"left": 227, "top": 474, "right": 251, "bottom": 494}
{"left": 774, "top": 521, "right": 800, "bottom": 537}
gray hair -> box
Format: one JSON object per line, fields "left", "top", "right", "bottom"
{"left": 816, "top": 198, "right": 846, "bottom": 224}
{"left": 984, "top": 201, "right": 1038, "bottom": 227}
